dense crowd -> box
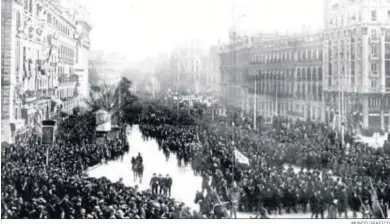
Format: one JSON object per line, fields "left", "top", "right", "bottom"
{"left": 139, "top": 104, "right": 390, "bottom": 219}
{"left": 2, "top": 98, "right": 390, "bottom": 219}
{"left": 1, "top": 112, "right": 193, "bottom": 219}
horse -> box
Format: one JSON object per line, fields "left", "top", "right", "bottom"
{"left": 194, "top": 191, "right": 230, "bottom": 219}
{"left": 194, "top": 191, "right": 211, "bottom": 216}
{"left": 211, "top": 201, "right": 230, "bottom": 219}
{"left": 136, "top": 162, "right": 144, "bottom": 183}
{"left": 133, "top": 162, "right": 144, "bottom": 183}
{"left": 131, "top": 157, "right": 144, "bottom": 183}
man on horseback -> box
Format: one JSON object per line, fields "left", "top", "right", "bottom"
{"left": 136, "top": 153, "right": 143, "bottom": 164}
{"left": 131, "top": 154, "right": 144, "bottom": 183}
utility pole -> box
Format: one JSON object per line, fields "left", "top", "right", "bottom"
{"left": 253, "top": 74, "right": 257, "bottom": 129}
{"left": 341, "top": 72, "right": 345, "bottom": 148}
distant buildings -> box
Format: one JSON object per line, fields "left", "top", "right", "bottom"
{"left": 89, "top": 51, "right": 128, "bottom": 86}
{"left": 219, "top": 0, "right": 390, "bottom": 132}
{"left": 170, "top": 40, "right": 221, "bottom": 95}
{"left": 1, "top": 0, "right": 91, "bottom": 143}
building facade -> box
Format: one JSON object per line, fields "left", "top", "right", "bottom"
{"left": 248, "top": 33, "right": 325, "bottom": 122}
{"left": 1, "top": 0, "right": 91, "bottom": 143}
{"left": 219, "top": 0, "right": 390, "bottom": 131}
{"left": 219, "top": 29, "right": 281, "bottom": 114}
{"left": 171, "top": 39, "right": 208, "bottom": 94}
{"left": 205, "top": 45, "right": 221, "bottom": 95}
{"left": 323, "top": 0, "right": 390, "bottom": 132}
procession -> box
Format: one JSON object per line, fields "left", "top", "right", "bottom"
{"left": 2, "top": 92, "right": 390, "bottom": 219}
{"left": 3, "top": 0, "right": 390, "bottom": 221}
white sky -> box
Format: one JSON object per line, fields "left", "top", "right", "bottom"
{"left": 84, "top": 0, "right": 324, "bottom": 62}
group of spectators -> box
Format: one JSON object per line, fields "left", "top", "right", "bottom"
{"left": 1, "top": 112, "right": 194, "bottom": 219}
{"left": 2, "top": 99, "right": 390, "bottom": 219}
{"left": 139, "top": 104, "right": 390, "bottom": 219}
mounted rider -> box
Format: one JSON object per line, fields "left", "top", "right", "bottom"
{"left": 136, "top": 153, "right": 143, "bottom": 164}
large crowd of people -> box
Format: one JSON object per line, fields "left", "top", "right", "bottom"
{"left": 1, "top": 112, "right": 193, "bottom": 219}
{"left": 139, "top": 103, "right": 390, "bottom": 219}
{"left": 2, "top": 98, "right": 390, "bottom": 219}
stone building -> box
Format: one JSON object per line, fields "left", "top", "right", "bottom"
{"left": 323, "top": 0, "right": 390, "bottom": 132}
{"left": 1, "top": 0, "right": 91, "bottom": 143}
{"left": 248, "top": 33, "right": 324, "bottom": 122}
{"left": 170, "top": 39, "right": 208, "bottom": 94}
{"left": 219, "top": 0, "right": 390, "bottom": 131}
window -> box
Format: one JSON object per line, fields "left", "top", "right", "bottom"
{"left": 371, "top": 79, "right": 378, "bottom": 88}
{"left": 36, "top": 4, "right": 39, "bottom": 17}
{"left": 372, "top": 44, "right": 378, "bottom": 56}
{"left": 371, "top": 63, "right": 378, "bottom": 74}
{"left": 29, "top": 0, "right": 33, "bottom": 14}
{"left": 24, "top": 0, "right": 28, "bottom": 10}
{"left": 372, "top": 29, "right": 377, "bottom": 37}
{"left": 371, "top": 10, "right": 377, "bottom": 21}
{"left": 16, "top": 40, "right": 20, "bottom": 73}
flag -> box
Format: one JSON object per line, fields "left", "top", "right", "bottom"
{"left": 234, "top": 149, "right": 250, "bottom": 165}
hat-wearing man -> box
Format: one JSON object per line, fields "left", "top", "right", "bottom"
{"left": 229, "top": 186, "right": 240, "bottom": 219}
{"left": 150, "top": 173, "right": 159, "bottom": 195}
{"left": 165, "top": 174, "right": 172, "bottom": 197}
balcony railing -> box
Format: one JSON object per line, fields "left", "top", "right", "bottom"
{"left": 370, "top": 54, "right": 379, "bottom": 60}
{"left": 369, "top": 37, "right": 380, "bottom": 43}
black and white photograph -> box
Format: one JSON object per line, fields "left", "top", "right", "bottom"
{"left": 1, "top": 0, "right": 390, "bottom": 221}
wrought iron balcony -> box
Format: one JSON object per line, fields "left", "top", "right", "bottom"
{"left": 369, "top": 37, "right": 380, "bottom": 43}
{"left": 370, "top": 54, "right": 380, "bottom": 60}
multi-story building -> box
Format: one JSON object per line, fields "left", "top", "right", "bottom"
{"left": 219, "top": 0, "right": 390, "bottom": 131}
{"left": 248, "top": 33, "right": 325, "bottom": 122}
{"left": 171, "top": 39, "right": 208, "bottom": 94}
{"left": 1, "top": 0, "right": 91, "bottom": 143}
{"left": 323, "top": 0, "right": 390, "bottom": 132}
{"left": 219, "top": 28, "right": 252, "bottom": 111}
{"left": 203, "top": 45, "right": 221, "bottom": 95}
{"left": 219, "top": 28, "right": 280, "bottom": 114}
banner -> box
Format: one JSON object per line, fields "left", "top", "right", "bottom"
{"left": 96, "top": 121, "right": 111, "bottom": 132}
{"left": 234, "top": 149, "right": 250, "bottom": 165}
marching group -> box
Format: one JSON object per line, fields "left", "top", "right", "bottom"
{"left": 2, "top": 100, "right": 390, "bottom": 219}
{"left": 139, "top": 105, "right": 390, "bottom": 219}
{"left": 1, "top": 112, "right": 192, "bottom": 219}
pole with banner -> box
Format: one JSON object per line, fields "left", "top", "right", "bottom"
{"left": 41, "top": 120, "right": 57, "bottom": 166}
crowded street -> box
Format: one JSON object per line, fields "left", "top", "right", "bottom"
{"left": 2, "top": 0, "right": 390, "bottom": 221}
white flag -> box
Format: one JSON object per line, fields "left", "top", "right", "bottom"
{"left": 234, "top": 149, "right": 250, "bottom": 165}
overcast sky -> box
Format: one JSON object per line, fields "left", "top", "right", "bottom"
{"left": 84, "top": 0, "right": 324, "bottom": 62}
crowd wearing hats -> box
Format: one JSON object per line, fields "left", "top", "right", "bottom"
{"left": 2, "top": 98, "right": 390, "bottom": 219}
{"left": 139, "top": 103, "right": 390, "bottom": 219}
{"left": 1, "top": 112, "right": 194, "bottom": 219}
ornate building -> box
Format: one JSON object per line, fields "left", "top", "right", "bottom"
{"left": 248, "top": 33, "right": 324, "bottom": 122}
{"left": 323, "top": 0, "right": 390, "bottom": 132}
{"left": 171, "top": 39, "right": 208, "bottom": 94}
{"left": 219, "top": 0, "right": 390, "bottom": 131}
{"left": 1, "top": 0, "right": 91, "bottom": 143}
